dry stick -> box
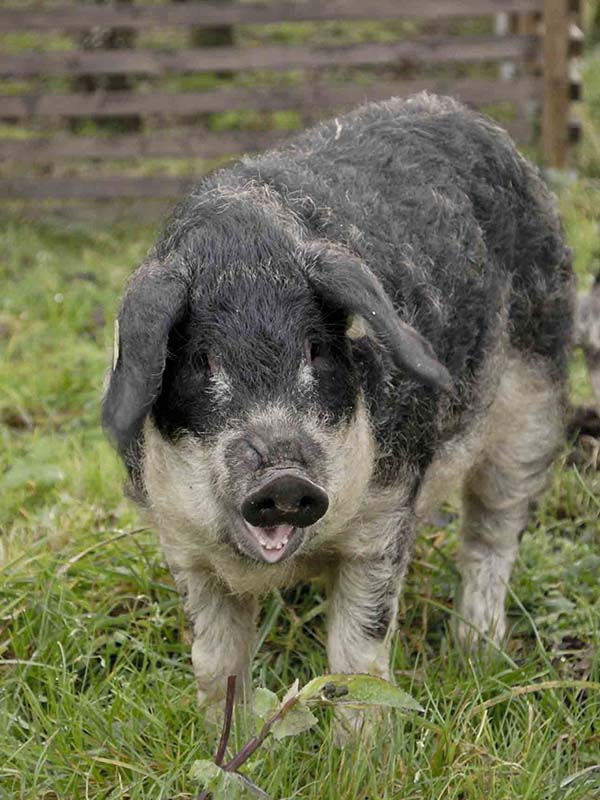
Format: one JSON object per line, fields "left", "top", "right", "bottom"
{"left": 472, "top": 679, "right": 600, "bottom": 714}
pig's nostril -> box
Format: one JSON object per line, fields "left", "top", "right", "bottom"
{"left": 257, "top": 498, "right": 275, "bottom": 511}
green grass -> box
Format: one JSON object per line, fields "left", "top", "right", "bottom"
{"left": 2, "top": 9, "right": 600, "bottom": 800}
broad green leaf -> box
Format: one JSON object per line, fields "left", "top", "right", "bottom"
{"left": 271, "top": 704, "right": 318, "bottom": 740}
{"left": 189, "top": 760, "right": 224, "bottom": 790}
{"left": 253, "top": 687, "right": 279, "bottom": 720}
{"left": 189, "top": 759, "right": 262, "bottom": 799}
{"left": 299, "top": 674, "right": 424, "bottom": 712}
{"left": 189, "top": 759, "right": 223, "bottom": 783}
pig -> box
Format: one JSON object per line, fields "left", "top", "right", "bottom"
{"left": 102, "top": 94, "right": 574, "bottom": 711}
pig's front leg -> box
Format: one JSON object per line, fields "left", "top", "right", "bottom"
{"left": 326, "top": 543, "right": 411, "bottom": 741}
{"left": 327, "top": 555, "right": 407, "bottom": 679}
{"left": 176, "top": 568, "right": 258, "bottom": 706}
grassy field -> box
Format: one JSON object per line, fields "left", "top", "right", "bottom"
{"left": 2, "top": 11, "right": 600, "bottom": 800}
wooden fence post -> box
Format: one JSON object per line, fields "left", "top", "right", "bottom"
{"left": 568, "top": 0, "right": 584, "bottom": 147}
{"left": 542, "top": 0, "right": 569, "bottom": 167}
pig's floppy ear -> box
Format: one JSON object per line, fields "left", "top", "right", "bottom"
{"left": 102, "top": 257, "right": 190, "bottom": 460}
{"left": 306, "top": 246, "right": 452, "bottom": 392}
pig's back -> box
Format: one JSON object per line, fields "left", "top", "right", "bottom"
{"left": 236, "top": 93, "right": 570, "bottom": 379}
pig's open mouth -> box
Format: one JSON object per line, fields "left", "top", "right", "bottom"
{"left": 244, "top": 522, "right": 296, "bottom": 563}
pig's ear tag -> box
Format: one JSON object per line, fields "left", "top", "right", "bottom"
{"left": 112, "top": 318, "right": 120, "bottom": 371}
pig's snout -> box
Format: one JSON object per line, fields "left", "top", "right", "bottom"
{"left": 241, "top": 471, "right": 329, "bottom": 529}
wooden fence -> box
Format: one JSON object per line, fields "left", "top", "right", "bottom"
{"left": 0, "top": 0, "right": 584, "bottom": 201}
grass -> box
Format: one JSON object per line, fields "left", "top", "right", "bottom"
{"left": 2, "top": 7, "right": 600, "bottom": 800}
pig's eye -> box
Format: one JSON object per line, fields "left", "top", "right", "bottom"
{"left": 304, "top": 340, "right": 329, "bottom": 367}
{"left": 191, "top": 351, "right": 217, "bottom": 376}
{"left": 207, "top": 354, "right": 220, "bottom": 374}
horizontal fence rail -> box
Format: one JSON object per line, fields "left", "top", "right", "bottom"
{"left": 0, "top": 176, "right": 199, "bottom": 200}
{"left": 0, "top": 1, "right": 546, "bottom": 32}
{"left": 0, "top": 36, "right": 538, "bottom": 77}
{"left": 0, "top": 78, "right": 539, "bottom": 121}
{"left": 0, "top": 0, "right": 583, "bottom": 200}
{"left": 0, "top": 129, "right": 286, "bottom": 161}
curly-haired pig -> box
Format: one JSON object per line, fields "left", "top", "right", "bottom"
{"left": 102, "top": 94, "right": 574, "bottom": 709}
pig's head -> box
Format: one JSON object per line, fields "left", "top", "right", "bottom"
{"left": 102, "top": 224, "right": 450, "bottom": 568}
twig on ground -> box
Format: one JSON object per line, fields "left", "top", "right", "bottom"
{"left": 470, "top": 679, "right": 600, "bottom": 716}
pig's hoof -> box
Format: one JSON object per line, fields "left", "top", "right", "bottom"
{"left": 454, "top": 612, "right": 507, "bottom": 654}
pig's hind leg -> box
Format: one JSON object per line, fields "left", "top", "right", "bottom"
{"left": 456, "top": 357, "right": 564, "bottom": 648}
